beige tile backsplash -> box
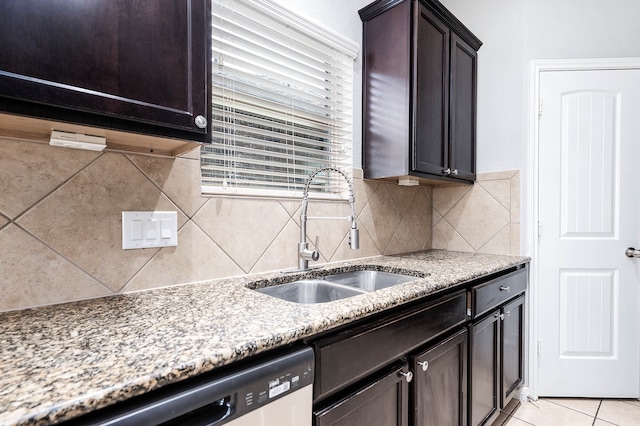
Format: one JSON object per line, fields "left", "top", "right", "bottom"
{"left": 0, "top": 137, "right": 520, "bottom": 312}
{"left": 432, "top": 170, "right": 521, "bottom": 255}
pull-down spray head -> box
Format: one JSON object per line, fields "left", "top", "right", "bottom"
{"left": 298, "top": 167, "right": 359, "bottom": 271}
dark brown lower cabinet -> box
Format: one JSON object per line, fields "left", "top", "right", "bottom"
{"left": 311, "top": 265, "right": 528, "bottom": 426}
{"left": 313, "top": 328, "right": 469, "bottom": 426}
{"left": 469, "top": 311, "right": 501, "bottom": 426}
{"left": 413, "top": 329, "right": 468, "bottom": 426}
{"left": 501, "top": 295, "right": 525, "bottom": 404}
{"left": 469, "top": 294, "right": 526, "bottom": 426}
{"left": 314, "top": 363, "right": 409, "bottom": 426}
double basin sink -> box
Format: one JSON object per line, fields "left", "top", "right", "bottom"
{"left": 255, "top": 269, "right": 422, "bottom": 304}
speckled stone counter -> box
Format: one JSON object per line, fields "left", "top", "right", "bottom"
{"left": 0, "top": 250, "right": 529, "bottom": 426}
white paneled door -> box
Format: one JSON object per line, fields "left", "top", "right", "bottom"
{"left": 538, "top": 68, "right": 640, "bottom": 397}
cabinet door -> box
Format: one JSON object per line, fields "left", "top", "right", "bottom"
{"left": 413, "top": 3, "right": 450, "bottom": 176}
{"left": 413, "top": 329, "right": 467, "bottom": 426}
{"left": 0, "top": 1, "right": 208, "bottom": 138}
{"left": 469, "top": 311, "right": 500, "bottom": 426}
{"left": 449, "top": 33, "right": 477, "bottom": 181}
{"left": 314, "top": 364, "right": 409, "bottom": 426}
{"left": 501, "top": 295, "right": 525, "bottom": 407}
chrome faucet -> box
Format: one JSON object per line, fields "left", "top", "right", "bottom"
{"left": 297, "top": 167, "right": 359, "bottom": 271}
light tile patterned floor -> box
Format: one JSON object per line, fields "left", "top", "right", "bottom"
{"left": 503, "top": 398, "right": 640, "bottom": 425}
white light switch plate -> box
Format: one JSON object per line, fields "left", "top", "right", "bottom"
{"left": 122, "top": 211, "right": 177, "bottom": 250}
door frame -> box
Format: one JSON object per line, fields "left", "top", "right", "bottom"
{"left": 528, "top": 57, "right": 640, "bottom": 399}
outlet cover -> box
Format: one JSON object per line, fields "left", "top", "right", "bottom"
{"left": 122, "top": 211, "right": 177, "bottom": 250}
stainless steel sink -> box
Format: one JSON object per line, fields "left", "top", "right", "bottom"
{"left": 322, "top": 270, "right": 418, "bottom": 291}
{"left": 253, "top": 269, "right": 421, "bottom": 304}
{"left": 255, "top": 279, "right": 367, "bottom": 304}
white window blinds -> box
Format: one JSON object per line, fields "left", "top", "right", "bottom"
{"left": 202, "top": 0, "right": 358, "bottom": 197}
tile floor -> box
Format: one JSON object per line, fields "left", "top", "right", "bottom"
{"left": 502, "top": 398, "right": 640, "bottom": 425}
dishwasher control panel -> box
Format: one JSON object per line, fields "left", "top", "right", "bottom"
{"left": 236, "top": 347, "right": 314, "bottom": 414}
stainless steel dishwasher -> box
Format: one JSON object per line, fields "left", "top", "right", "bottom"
{"left": 69, "top": 345, "right": 314, "bottom": 426}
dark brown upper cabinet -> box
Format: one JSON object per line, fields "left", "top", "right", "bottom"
{"left": 0, "top": 0, "right": 210, "bottom": 155}
{"left": 359, "top": 0, "right": 481, "bottom": 183}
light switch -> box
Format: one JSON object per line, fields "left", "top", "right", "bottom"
{"left": 146, "top": 219, "right": 158, "bottom": 239}
{"left": 122, "top": 211, "right": 177, "bottom": 250}
{"left": 131, "top": 220, "right": 143, "bottom": 241}
{"left": 160, "top": 219, "right": 172, "bottom": 239}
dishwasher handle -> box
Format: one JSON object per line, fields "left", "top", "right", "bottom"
{"left": 169, "top": 396, "right": 233, "bottom": 426}
{"left": 207, "top": 398, "right": 233, "bottom": 425}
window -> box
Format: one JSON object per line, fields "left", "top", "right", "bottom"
{"left": 202, "top": 0, "right": 358, "bottom": 198}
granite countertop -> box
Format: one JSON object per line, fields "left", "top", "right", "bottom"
{"left": 0, "top": 250, "right": 529, "bottom": 426}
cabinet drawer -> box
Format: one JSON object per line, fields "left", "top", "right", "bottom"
{"left": 312, "top": 290, "right": 467, "bottom": 402}
{"left": 314, "top": 363, "right": 409, "bottom": 426}
{"left": 471, "top": 268, "right": 527, "bottom": 318}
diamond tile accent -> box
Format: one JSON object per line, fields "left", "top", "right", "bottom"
{"left": 443, "top": 185, "right": 510, "bottom": 250}
{"left": 123, "top": 221, "right": 243, "bottom": 292}
{"left": 385, "top": 218, "right": 422, "bottom": 255}
{"left": 386, "top": 183, "right": 419, "bottom": 215}
{"left": 432, "top": 219, "right": 473, "bottom": 252}
{"left": 0, "top": 214, "right": 8, "bottom": 230}
{"left": 478, "top": 224, "right": 511, "bottom": 255}
{"left": 17, "top": 153, "right": 187, "bottom": 292}
{"left": 279, "top": 199, "right": 301, "bottom": 217}
{"left": 128, "top": 154, "right": 207, "bottom": 218}
{"left": 358, "top": 184, "right": 403, "bottom": 253}
{"left": 432, "top": 209, "right": 443, "bottom": 226}
{"left": 479, "top": 180, "right": 510, "bottom": 210}
{"left": 354, "top": 178, "right": 379, "bottom": 215}
{"left": 251, "top": 219, "right": 300, "bottom": 273}
{"left": 0, "top": 224, "right": 109, "bottom": 311}
{"left": 0, "top": 139, "right": 99, "bottom": 219}
{"left": 432, "top": 184, "right": 472, "bottom": 217}
{"left": 194, "top": 197, "right": 290, "bottom": 273}
{"left": 404, "top": 188, "right": 433, "bottom": 248}
{"left": 432, "top": 170, "right": 520, "bottom": 256}
{"left": 331, "top": 223, "right": 380, "bottom": 261}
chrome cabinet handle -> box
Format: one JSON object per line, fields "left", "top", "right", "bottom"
{"left": 451, "top": 169, "right": 459, "bottom": 176}
{"left": 504, "top": 310, "right": 511, "bottom": 318}
{"left": 494, "top": 312, "right": 505, "bottom": 320}
{"left": 500, "top": 286, "right": 510, "bottom": 292}
{"left": 417, "top": 361, "right": 429, "bottom": 372}
{"left": 398, "top": 370, "right": 413, "bottom": 383}
{"left": 443, "top": 168, "right": 451, "bottom": 176}
{"left": 625, "top": 247, "right": 640, "bottom": 258}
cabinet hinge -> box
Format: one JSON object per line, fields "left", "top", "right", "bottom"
{"left": 537, "top": 340, "right": 542, "bottom": 357}
{"left": 538, "top": 221, "right": 542, "bottom": 237}
{"left": 538, "top": 98, "right": 543, "bottom": 116}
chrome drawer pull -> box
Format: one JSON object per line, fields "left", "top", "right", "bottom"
{"left": 500, "top": 286, "right": 510, "bottom": 292}
{"left": 398, "top": 370, "right": 413, "bottom": 383}
{"left": 417, "top": 361, "right": 429, "bottom": 372}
